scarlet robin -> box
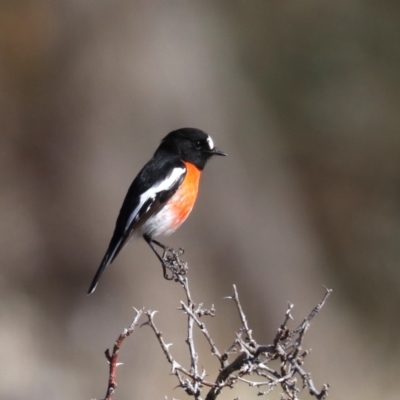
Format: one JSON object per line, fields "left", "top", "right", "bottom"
{"left": 88, "top": 128, "right": 226, "bottom": 294}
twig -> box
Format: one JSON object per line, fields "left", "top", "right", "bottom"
{"left": 231, "top": 284, "right": 254, "bottom": 342}
{"left": 103, "top": 308, "right": 144, "bottom": 400}
{"left": 180, "top": 301, "right": 223, "bottom": 366}
{"left": 145, "top": 310, "right": 215, "bottom": 392}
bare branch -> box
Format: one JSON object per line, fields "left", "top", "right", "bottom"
{"left": 231, "top": 284, "right": 254, "bottom": 342}
{"left": 103, "top": 308, "right": 144, "bottom": 400}
{"left": 94, "top": 247, "right": 331, "bottom": 400}
{"left": 180, "top": 301, "right": 223, "bottom": 366}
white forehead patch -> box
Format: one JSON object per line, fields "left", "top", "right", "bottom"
{"left": 206, "top": 135, "right": 214, "bottom": 150}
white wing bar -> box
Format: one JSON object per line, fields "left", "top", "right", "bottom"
{"left": 125, "top": 166, "right": 186, "bottom": 230}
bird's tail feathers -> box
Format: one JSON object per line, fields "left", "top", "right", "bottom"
{"left": 87, "top": 238, "right": 122, "bottom": 295}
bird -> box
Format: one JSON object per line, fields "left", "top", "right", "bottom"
{"left": 88, "top": 128, "right": 226, "bottom": 294}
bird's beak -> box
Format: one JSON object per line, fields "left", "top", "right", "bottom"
{"left": 208, "top": 148, "right": 227, "bottom": 156}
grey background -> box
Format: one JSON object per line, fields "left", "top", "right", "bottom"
{"left": 1, "top": 1, "right": 400, "bottom": 399}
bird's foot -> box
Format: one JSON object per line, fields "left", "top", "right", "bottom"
{"left": 161, "top": 247, "right": 187, "bottom": 280}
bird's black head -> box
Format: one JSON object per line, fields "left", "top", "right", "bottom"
{"left": 157, "top": 128, "right": 226, "bottom": 170}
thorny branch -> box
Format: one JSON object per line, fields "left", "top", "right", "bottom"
{"left": 95, "top": 247, "right": 331, "bottom": 400}
{"left": 102, "top": 308, "right": 144, "bottom": 400}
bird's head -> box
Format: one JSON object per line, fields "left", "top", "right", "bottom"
{"left": 158, "top": 128, "right": 226, "bottom": 170}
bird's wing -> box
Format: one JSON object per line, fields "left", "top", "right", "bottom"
{"left": 87, "top": 158, "right": 186, "bottom": 294}
{"left": 122, "top": 163, "right": 186, "bottom": 237}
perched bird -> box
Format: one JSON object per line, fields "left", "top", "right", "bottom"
{"left": 88, "top": 128, "right": 226, "bottom": 294}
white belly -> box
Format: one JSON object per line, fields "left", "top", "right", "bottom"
{"left": 140, "top": 203, "right": 182, "bottom": 238}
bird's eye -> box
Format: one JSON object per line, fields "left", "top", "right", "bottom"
{"left": 195, "top": 140, "right": 202, "bottom": 149}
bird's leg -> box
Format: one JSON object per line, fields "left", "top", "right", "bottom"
{"left": 143, "top": 235, "right": 174, "bottom": 280}
{"left": 149, "top": 238, "right": 170, "bottom": 258}
{"left": 151, "top": 238, "right": 185, "bottom": 257}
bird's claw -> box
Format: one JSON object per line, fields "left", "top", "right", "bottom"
{"left": 160, "top": 246, "right": 188, "bottom": 280}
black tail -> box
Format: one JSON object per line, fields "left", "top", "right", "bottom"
{"left": 87, "top": 252, "right": 112, "bottom": 294}
{"left": 87, "top": 234, "right": 125, "bottom": 294}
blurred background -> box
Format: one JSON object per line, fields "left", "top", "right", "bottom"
{"left": 1, "top": 1, "right": 400, "bottom": 399}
